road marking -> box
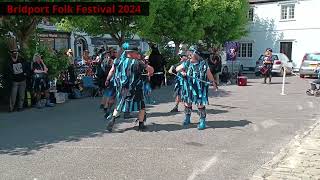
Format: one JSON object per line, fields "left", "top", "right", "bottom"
{"left": 297, "top": 105, "right": 303, "bottom": 110}
{"left": 187, "top": 155, "right": 217, "bottom": 180}
{"left": 308, "top": 101, "right": 314, "bottom": 109}
{"left": 260, "top": 119, "right": 280, "bottom": 129}
{"left": 252, "top": 124, "right": 260, "bottom": 132}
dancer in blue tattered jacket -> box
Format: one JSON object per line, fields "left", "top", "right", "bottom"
{"left": 104, "top": 43, "right": 154, "bottom": 132}
{"left": 169, "top": 51, "right": 188, "bottom": 112}
{"left": 175, "top": 47, "right": 217, "bottom": 130}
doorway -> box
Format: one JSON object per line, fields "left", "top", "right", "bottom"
{"left": 280, "top": 42, "right": 292, "bottom": 60}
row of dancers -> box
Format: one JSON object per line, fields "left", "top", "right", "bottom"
{"left": 101, "top": 43, "right": 217, "bottom": 132}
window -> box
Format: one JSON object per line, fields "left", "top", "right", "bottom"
{"left": 55, "top": 38, "right": 68, "bottom": 50}
{"left": 40, "top": 38, "right": 54, "bottom": 49}
{"left": 238, "top": 43, "right": 253, "bottom": 58}
{"left": 248, "top": 8, "right": 254, "bottom": 21}
{"left": 281, "top": 4, "right": 295, "bottom": 20}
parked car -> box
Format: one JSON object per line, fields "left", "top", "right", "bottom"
{"left": 299, "top": 53, "right": 320, "bottom": 78}
{"left": 255, "top": 53, "right": 293, "bottom": 76}
{"left": 200, "top": 51, "right": 243, "bottom": 74}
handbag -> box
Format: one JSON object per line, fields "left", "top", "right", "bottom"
{"left": 260, "top": 66, "right": 268, "bottom": 75}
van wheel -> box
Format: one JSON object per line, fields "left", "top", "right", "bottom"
{"left": 300, "top": 74, "right": 305, "bottom": 78}
{"left": 239, "top": 65, "right": 243, "bottom": 73}
{"left": 280, "top": 68, "right": 284, "bottom": 77}
{"left": 222, "top": 66, "right": 228, "bottom": 73}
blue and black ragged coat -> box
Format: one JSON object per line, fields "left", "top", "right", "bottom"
{"left": 180, "top": 59, "right": 209, "bottom": 106}
{"left": 112, "top": 51, "right": 147, "bottom": 112}
{"left": 173, "top": 62, "right": 184, "bottom": 97}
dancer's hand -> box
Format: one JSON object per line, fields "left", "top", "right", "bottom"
{"left": 105, "top": 80, "right": 109, "bottom": 87}
{"left": 181, "top": 71, "right": 187, "bottom": 77}
{"left": 211, "top": 81, "right": 218, "bottom": 90}
{"left": 168, "top": 66, "right": 176, "bottom": 74}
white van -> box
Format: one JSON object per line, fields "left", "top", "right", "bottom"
{"left": 219, "top": 51, "right": 243, "bottom": 74}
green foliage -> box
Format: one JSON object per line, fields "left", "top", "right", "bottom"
{"left": 57, "top": 0, "right": 156, "bottom": 46}
{"left": 0, "top": 16, "right": 42, "bottom": 54}
{"left": 202, "top": 0, "right": 249, "bottom": 46}
{"left": 142, "top": 0, "right": 249, "bottom": 50}
{"left": 0, "top": 37, "right": 11, "bottom": 102}
{"left": 36, "top": 46, "right": 69, "bottom": 79}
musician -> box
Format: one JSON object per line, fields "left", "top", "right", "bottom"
{"left": 149, "top": 45, "right": 166, "bottom": 90}
{"left": 261, "top": 48, "right": 274, "bottom": 84}
{"left": 175, "top": 47, "right": 216, "bottom": 130}
{"left": 104, "top": 43, "right": 154, "bottom": 132}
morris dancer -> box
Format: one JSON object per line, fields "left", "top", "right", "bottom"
{"left": 103, "top": 53, "right": 116, "bottom": 118}
{"left": 105, "top": 43, "right": 154, "bottom": 132}
{"left": 142, "top": 56, "right": 154, "bottom": 105}
{"left": 169, "top": 51, "right": 188, "bottom": 112}
{"left": 175, "top": 47, "right": 216, "bottom": 130}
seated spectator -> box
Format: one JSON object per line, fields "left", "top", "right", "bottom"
{"left": 32, "top": 53, "right": 55, "bottom": 108}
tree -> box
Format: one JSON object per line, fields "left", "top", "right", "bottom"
{"left": 0, "top": 16, "right": 42, "bottom": 53}
{"left": 140, "top": 0, "right": 207, "bottom": 54}
{"left": 202, "top": 0, "right": 249, "bottom": 48}
{"left": 57, "top": 0, "right": 158, "bottom": 46}
{"left": 141, "top": 0, "right": 249, "bottom": 53}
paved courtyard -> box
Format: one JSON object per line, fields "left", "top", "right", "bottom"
{"left": 0, "top": 75, "right": 319, "bottom": 180}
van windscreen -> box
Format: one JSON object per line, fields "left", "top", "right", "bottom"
{"left": 306, "top": 53, "right": 320, "bottom": 61}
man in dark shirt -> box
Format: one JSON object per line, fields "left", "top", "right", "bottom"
{"left": 9, "top": 50, "right": 27, "bottom": 112}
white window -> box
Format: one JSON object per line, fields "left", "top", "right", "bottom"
{"left": 281, "top": 4, "right": 295, "bottom": 20}
{"left": 238, "top": 43, "right": 253, "bottom": 58}
{"left": 248, "top": 8, "right": 254, "bottom": 21}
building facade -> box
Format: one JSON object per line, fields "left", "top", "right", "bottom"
{"left": 238, "top": 0, "right": 320, "bottom": 70}
{"left": 38, "top": 20, "right": 148, "bottom": 63}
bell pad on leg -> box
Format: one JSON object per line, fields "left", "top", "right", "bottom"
{"left": 198, "top": 106, "right": 206, "bottom": 119}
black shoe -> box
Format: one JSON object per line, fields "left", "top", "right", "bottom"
{"left": 106, "top": 118, "right": 115, "bottom": 132}
{"left": 138, "top": 121, "right": 146, "bottom": 131}
{"left": 100, "top": 104, "right": 104, "bottom": 109}
{"left": 143, "top": 113, "right": 147, "bottom": 122}
{"left": 170, "top": 107, "right": 178, "bottom": 113}
{"left": 17, "top": 108, "right": 24, "bottom": 112}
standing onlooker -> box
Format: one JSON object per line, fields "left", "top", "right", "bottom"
{"left": 261, "top": 48, "right": 274, "bottom": 84}
{"left": 66, "top": 49, "right": 76, "bottom": 84}
{"left": 9, "top": 50, "right": 27, "bottom": 112}
{"left": 149, "top": 45, "right": 166, "bottom": 90}
{"left": 32, "top": 54, "right": 55, "bottom": 108}
{"left": 209, "top": 54, "right": 222, "bottom": 86}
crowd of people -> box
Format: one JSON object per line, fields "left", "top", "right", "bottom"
{"left": 95, "top": 43, "right": 218, "bottom": 132}
{"left": 8, "top": 50, "right": 55, "bottom": 112}
{"left": 8, "top": 42, "right": 277, "bottom": 133}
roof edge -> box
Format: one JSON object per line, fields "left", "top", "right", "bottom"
{"left": 249, "top": 0, "right": 289, "bottom": 4}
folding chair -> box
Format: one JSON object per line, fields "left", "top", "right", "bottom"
{"left": 82, "top": 76, "right": 99, "bottom": 97}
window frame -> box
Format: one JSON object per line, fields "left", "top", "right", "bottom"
{"left": 280, "top": 4, "right": 295, "bottom": 20}
{"left": 248, "top": 7, "right": 254, "bottom": 22}
{"left": 238, "top": 42, "right": 253, "bottom": 59}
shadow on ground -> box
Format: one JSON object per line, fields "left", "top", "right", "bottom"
{"left": 115, "top": 119, "right": 252, "bottom": 133}
{"left": 0, "top": 99, "right": 108, "bottom": 156}
{"left": 0, "top": 84, "right": 234, "bottom": 156}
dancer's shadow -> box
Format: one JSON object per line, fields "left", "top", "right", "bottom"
{"left": 144, "top": 108, "right": 228, "bottom": 118}
{"left": 208, "top": 104, "right": 238, "bottom": 109}
{"left": 115, "top": 119, "right": 252, "bottom": 133}
{"left": 209, "top": 89, "right": 232, "bottom": 97}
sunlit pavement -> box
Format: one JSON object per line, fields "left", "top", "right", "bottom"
{"left": 0, "top": 75, "right": 319, "bottom": 180}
